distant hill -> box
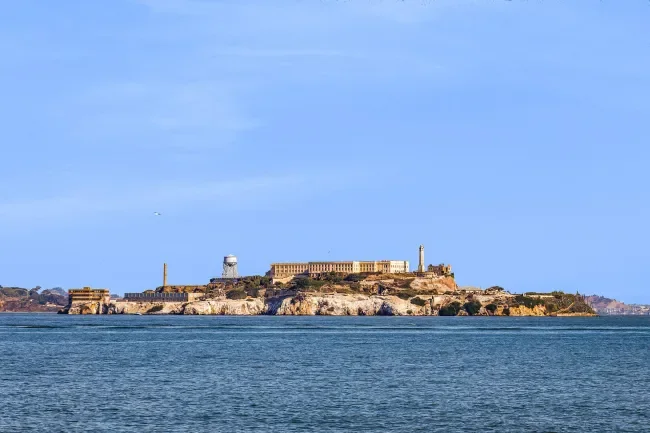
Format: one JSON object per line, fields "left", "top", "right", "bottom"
{"left": 45, "top": 287, "right": 67, "bottom": 298}
{"left": 0, "top": 286, "right": 67, "bottom": 312}
{"left": 585, "top": 295, "right": 650, "bottom": 315}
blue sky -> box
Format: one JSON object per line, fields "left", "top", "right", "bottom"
{"left": 1, "top": 0, "right": 649, "bottom": 302}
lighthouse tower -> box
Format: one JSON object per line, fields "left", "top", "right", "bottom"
{"left": 418, "top": 245, "right": 425, "bottom": 273}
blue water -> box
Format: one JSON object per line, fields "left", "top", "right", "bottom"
{"left": 1, "top": 315, "right": 649, "bottom": 432}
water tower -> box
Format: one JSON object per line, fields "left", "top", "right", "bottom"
{"left": 222, "top": 255, "right": 239, "bottom": 279}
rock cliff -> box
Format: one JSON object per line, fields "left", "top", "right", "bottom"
{"left": 61, "top": 291, "right": 596, "bottom": 316}
{"left": 60, "top": 274, "right": 596, "bottom": 316}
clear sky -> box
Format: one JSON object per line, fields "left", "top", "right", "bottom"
{"left": 1, "top": 0, "right": 649, "bottom": 302}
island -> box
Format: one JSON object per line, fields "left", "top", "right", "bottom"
{"left": 59, "top": 273, "right": 596, "bottom": 316}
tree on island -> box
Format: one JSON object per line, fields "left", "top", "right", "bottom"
{"left": 29, "top": 286, "right": 42, "bottom": 299}
{"left": 439, "top": 301, "right": 462, "bottom": 316}
{"left": 295, "top": 278, "right": 310, "bottom": 289}
{"left": 463, "top": 300, "right": 482, "bottom": 316}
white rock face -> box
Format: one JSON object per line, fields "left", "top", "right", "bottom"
{"left": 66, "top": 302, "right": 107, "bottom": 315}
{"left": 109, "top": 301, "right": 184, "bottom": 315}
{"left": 65, "top": 294, "right": 442, "bottom": 316}
{"left": 65, "top": 292, "right": 578, "bottom": 316}
{"left": 265, "top": 294, "right": 438, "bottom": 316}
{"left": 183, "top": 299, "right": 265, "bottom": 315}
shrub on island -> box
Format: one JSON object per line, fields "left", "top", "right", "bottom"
{"left": 485, "top": 303, "right": 498, "bottom": 314}
{"left": 293, "top": 278, "right": 327, "bottom": 290}
{"left": 244, "top": 287, "right": 260, "bottom": 298}
{"left": 463, "top": 300, "right": 482, "bottom": 316}
{"left": 226, "top": 290, "right": 247, "bottom": 300}
{"left": 410, "top": 297, "right": 427, "bottom": 307}
{"left": 514, "top": 295, "right": 544, "bottom": 309}
{"left": 439, "top": 301, "right": 462, "bottom": 316}
{"left": 344, "top": 274, "right": 366, "bottom": 282}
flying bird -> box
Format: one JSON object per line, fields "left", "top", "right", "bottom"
{"left": 154, "top": 212, "right": 162, "bottom": 216}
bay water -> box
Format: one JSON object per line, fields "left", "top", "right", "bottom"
{"left": 1, "top": 314, "right": 649, "bottom": 432}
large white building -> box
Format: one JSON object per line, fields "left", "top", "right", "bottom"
{"left": 269, "top": 260, "right": 410, "bottom": 279}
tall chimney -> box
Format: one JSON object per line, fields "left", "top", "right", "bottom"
{"left": 418, "top": 245, "right": 425, "bottom": 273}
{"left": 163, "top": 263, "right": 168, "bottom": 287}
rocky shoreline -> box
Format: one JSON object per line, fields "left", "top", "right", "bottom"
{"left": 61, "top": 292, "right": 597, "bottom": 317}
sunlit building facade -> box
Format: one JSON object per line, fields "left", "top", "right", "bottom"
{"left": 269, "top": 260, "right": 410, "bottom": 279}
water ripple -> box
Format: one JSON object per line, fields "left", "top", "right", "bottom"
{"left": 1, "top": 314, "right": 649, "bottom": 432}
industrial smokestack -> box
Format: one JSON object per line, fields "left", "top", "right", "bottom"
{"left": 163, "top": 263, "right": 168, "bottom": 287}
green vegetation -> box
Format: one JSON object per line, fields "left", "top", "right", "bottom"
{"left": 292, "top": 278, "right": 327, "bottom": 291}
{"left": 241, "top": 276, "right": 272, "bottom": 288}
{"left": 503, "top": 293, "right": 594, "bottom": 315}
{"left": 216, "top": 273, "right": 446, "bottom": 301}
{"left": 244, "top": 286, "right": 260, "bottom": 298}
{"left": 485, "top": 303, "right": 498, "bottom": 314}
{"left": 320, "top": 272, "right": 343, "bottom": 283}
{"left": 546, "top": 293, "right": 575, "bottom": 310}
{"left": 503, "top": 307, "right": 511, "bottom": 316}
{"left": 226, "top": 290, "right": 247, "bottom": 300}
{"left": 463, "top": 300, "right": 482, "bottom": 316}
{"left": 527, "top": 293, "right": 595, "bottom": 314}
{"left": 439, "top": 301, "right": 462, "bottom": 316}
{"left": 344, "top": 274, "right": 366, "bottom": 282}
{"left": 202, "top": 275, "right": 273, "bottom": 298}
{"left": 567, "top": 298, "right": 594, "bottom": 314}
{"left": 410, "top": 297, "right": 427, "bottom": 307}
{"left": 513, "top": 295, "right": 545, "bottom": 309}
